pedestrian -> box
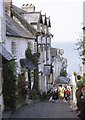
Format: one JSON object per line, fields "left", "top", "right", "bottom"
{"left": 48, "top": 88, "right": 53, "bottom": 101}
{"left": 78, "top": 86, "right": 85, "bottom": 120}
{"left": 76, "top": 75, "right": 83, "bottom": 113}
{"left": 64, "top": 85, "right": 68, "bottom": 101}
{"left": 52, "top": 87, "right": 58, "bottom": 100}
{"left": 78, "top": 98, "right": 85, "bottom": 120}
{"left": 67, "top": 88, "right": 71, "bottom": 101}
{"left": 59, "top": 85, "right": 64, "bottom": 99}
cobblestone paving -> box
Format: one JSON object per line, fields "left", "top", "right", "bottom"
{"left": 9, "top": 100, "right": 80, "bottom": 119}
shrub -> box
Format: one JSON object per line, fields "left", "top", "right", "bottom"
{"left": 2, "top": 61, "right": 17, "bottom": 110}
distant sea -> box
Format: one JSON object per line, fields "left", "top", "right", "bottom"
{"left": 51, "top": 42, "right": 82, "bottom": 75}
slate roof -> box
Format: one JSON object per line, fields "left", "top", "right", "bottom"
{"left": 22, "top": 12, "right": 41, "bottom": 24}
{"left": 11, "top": 5, "right": 39, "bottom": 35}
{"left": 6, "top": 14, "right": 35, "bottom": 39}
{"left": 11, "top": 5, "right": 52, "bottom": 36}
{"left": 20, "top": 58, "right": 36, "bottom": 71}
{"left": 12, "top": 5, "right": 27, "bottom": 14}
{"left": 0, "top": 44, "right": 14, "bottom": 61}
{"left": 12, "top": 5, "right": 43, "bottom": 24}
{"left": 42, "top": 15, "right": 47, "bottom": 25}
{"left": 47, "top": 17, "right": 51, "bottom": 27}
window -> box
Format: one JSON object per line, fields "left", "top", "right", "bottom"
{"left": 46, "top": 45, "right": 49, "bottom": 60}
{"left": 11, "top": 42, "right": 16, "bottom": 56}
{"left": 42, "top": 45, "right": 45, "bottom": 62}
{"left": 34, "top": 42, "right": 37, "bottom": 53}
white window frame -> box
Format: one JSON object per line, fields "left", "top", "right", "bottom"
{"left": 11, "top": 41, "right": 17, "bottom": 56}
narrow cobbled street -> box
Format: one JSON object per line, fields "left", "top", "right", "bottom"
{"left": 8, "top": 100, "right": 80, "bottom": 119}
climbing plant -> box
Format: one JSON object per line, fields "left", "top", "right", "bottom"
{"left": 60, "top": 68, "right": 67, "bottom": 77}
{"left": 18, "top": 73, "right": 27, "bottom": 100}
{"left": 25, "top": 48, "right": 40, "bottom": 98}
{"left": 2, "top": 61, "right": 17, "bottom": 109}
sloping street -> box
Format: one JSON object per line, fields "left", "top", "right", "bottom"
{"left": 8, "top": 100, "right": 80, "bottom": 119}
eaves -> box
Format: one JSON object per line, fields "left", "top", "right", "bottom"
{"left": 6, "top": 34, "right": 36, "bottom": 40}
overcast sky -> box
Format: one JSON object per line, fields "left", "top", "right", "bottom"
{"left": 12, "top": 0, "right": 84, "bottom": 75}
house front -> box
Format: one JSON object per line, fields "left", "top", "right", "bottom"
{"left": 51, "top": 48, "right": 68, "bottom": 85}
{"left": 13, "top": 3, "right": 53, "bottom": 92}
{"left": 5, "top": 12, "right": 37, "bottom": 93}
{"left": 83, "top": 1, "right": 85, "bottom": 74}
{"left": 0, "top": 0, "right": 6, "bottom": 118}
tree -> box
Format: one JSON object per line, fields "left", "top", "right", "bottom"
{"left": 60, "top": 68, "right": 67, "bottom": 77}
{"left": 76, "top": 36, "right": 85, "bottom": 64}
{"left": 76, "top": 36, "right": 85, "bottom": 86}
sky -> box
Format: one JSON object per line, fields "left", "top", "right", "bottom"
{"left": 12, "top": 0, "right": 84, "bottom": 75}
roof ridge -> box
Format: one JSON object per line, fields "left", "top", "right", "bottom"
{"left": 6, "top": 14, "right": 35, "bottom": 39}
{"left": 11, "top": 7, "right": 38, "bottom": 35}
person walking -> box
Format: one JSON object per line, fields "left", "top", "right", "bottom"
{"left": 76, "top": 75, "right": 83, "bottom": 113}
{"left": 59, "top": 85, "right": 64, "bottom": 99}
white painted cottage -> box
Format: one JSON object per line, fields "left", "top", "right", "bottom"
{"left": 5, "top": 0, "right": 38, "bottom": 91}
{"left": 0, "top": 0, "right": 14, "bottom": 118}
{"left": 20, "top": 4, "right": 53, "bottom": 92}
{"left": 83, "top": 1, "right": 85, "bottom": 74}
{"left": 0, "top": 1, "right": 5, "bottom": 117}
{"left": 51, "top": 48, "right": 67, "bottom": 83}
{"left": 5, "top": 1, "right": 53, "bottom": 92}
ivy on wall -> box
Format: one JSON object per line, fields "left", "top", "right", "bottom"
{"left": 18, "top": 73, "right": 27, "bottom": 99}
{"left": 25, "top": 48, "right": 40, "bottom": 98}
{"left": 60, "top": 68, "right": 67, "bottom": 77}
{"left": 2, "top": 61, "right": 17, "bottom": 109}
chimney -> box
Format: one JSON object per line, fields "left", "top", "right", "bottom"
{"left": 5, "top": 0, "right": 12, "bottom": 16}
{"left": 21, "top": 4, "right": 35, "bottom": 12}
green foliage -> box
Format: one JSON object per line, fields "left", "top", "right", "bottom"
{"left": 32, "top": 53, "right": 40, "bottom": 65}
{"left": 40, "top": 92, "right": 48, "bottom": 101}
{"left": 60, "top": 69, "right": 67, "bottom": 77}
{"left": 25, "top": 48, "right": 33, "bottom": 61}
{"left": 32, "top": 70, "right": 39, "bottom": 91}
{"left": 30, "top": 90, "right": 40, "bottom": 100}
{"left": 76, "top": 36, "right": 85, "bottom": 64}
{"left": 82, "top": 74, "right": 85, "bottom": 86}
{"left": 25, "top": 48, "right": 40, "bottom": 97}
{"left": 2, "top": 61, "right": 17, "bottom": 109}
{"left": 18, "top": 73, "right": 27, "bottom": 99}
{"left": 73, "top": 72, "right": 77, "bottom": 76}
{"left": 25, "top": 47, "right": 40, "bottom": 66}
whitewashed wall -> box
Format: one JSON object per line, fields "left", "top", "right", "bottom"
{"left": 0, "top": 0, "right": 5, "bottom": 118}
{"left": 83, "top": 2, "right": 85, "bottom": 74}
{"left": 0, "top": 0, "right": 5, "bottom": 43}
{"left": 5, "top": 36, "right": 35, "bottom": 73}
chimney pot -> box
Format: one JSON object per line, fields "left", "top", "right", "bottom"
{"left": 5, "top": 0, "right": 12, "bottom": 16}
{"left": 21, "top": 3, "right": 35, "bottom": 12}
{"left": 26, "top": 4, "right": 29, "bottom": 6}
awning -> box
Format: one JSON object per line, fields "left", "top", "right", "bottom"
{"left": 56, "top": 76, "right": 70, "bottom": 84}
{"left": 0, "top": 45, "right": 14, "bottom": 61}
{"left": 20, "top": 58, "right": 36, "bottom": 71}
